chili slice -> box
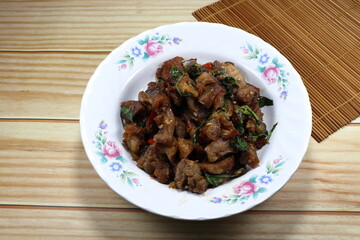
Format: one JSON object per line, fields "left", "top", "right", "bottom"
{"left": 202, "top": 62, "right": 213, "bottom": 70}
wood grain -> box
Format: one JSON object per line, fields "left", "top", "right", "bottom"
{"left": 1, "top": 121, "right": 359, "bottom": 211}
{"left": 0, "top": 0, "right": 214, "bottom": 51}
{"left": 0, "top": 207, "right": 359, "bottom": 240}
{"left": 0, "top": 52, "right": 106, "bottom": 119}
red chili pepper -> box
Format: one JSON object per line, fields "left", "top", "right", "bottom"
{"left": 150, "top": 173, "right": 155, "bottom": 178}
{"left": 148, "top": 139, "right": 155, "bottom": 145}
{"left": 147, "top": 111, "right": 156, "bottom": 124}
{"left": 202, "top": 62, "right": 213, "bottom": 70}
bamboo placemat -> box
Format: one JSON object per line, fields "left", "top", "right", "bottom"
{"left": 193, "top": 0, "right": 360, "bottom": 142}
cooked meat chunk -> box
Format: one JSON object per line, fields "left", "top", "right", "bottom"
{"left": 175, "top": 117, "right": 187, "bottom": 138}
{"left": 178, "top": 138, "right": 194, "bottom": 159}
{"left": 215, "top": 113, "right": 239, "bottom": 140}
{"left": 223, "top": 62, "right": 245, "bottom": 83}
{"left": 205, "top": 138, "right": 234, "bottom": 162}
{"left": 158, "top": 139, "right": 178, "bottom": 165}
{"left": 185, "top": 97, "right": 208, "bottom": 123}
{"left": 137, "top": 144, "right": 171, "bottom": 184}
{"left": 173, "top": 159, "right": 208, "bottom": 194}
{"left": 156, "top": 56, "right": 185, "bottom": 85}
{"left": 177, "top": 74, "right": 198, "bottom": 97}
{"left": 196, "top": 72, "right": 218, "bottom": 86}
{"left": 198, "top": 84, "right": 226, "bottom": 109}
{"left": 153, "top": 106, "right": 176, "bottom": 145}
{"left": 201, "top": 117, "right": 221, "bottom": 141}
{"left": 121, "top": 57, "right": 276, "bottom": 193}
{"left": 166, "top": 86, "right": 183, "bottom": 106}
{"left": 123, "top": 123, "right": 145, "bottom": 157}
{"left": 239, "top": 144, "right": 260, "bottom": 168}
{"left": 235, "top": 83, "right": 260, "bottom": 104}
{"left": 199, "top": 155, "right": 235, "bottom": 174}
{"left": 245, "top": 118, "right": 257, "bottom": 132}
{"left": 120, "top": 100, "right": 146, "bottom": 125}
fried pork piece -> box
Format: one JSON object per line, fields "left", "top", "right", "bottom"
{"left": 138, "top": 82, "right": 170, "bottom": 110}
{"left": 173, "top": 159, "right": 208, "bottom": 194}
{"left": 153, "top": 106, "right": 176, "bottom": 145}
{"left": 200, "top": 117, "right": 221, "bottom": 141}
{"left": 204, "top": 138, "right": 234, "bottom": 162}
{"left": 156, "top": 56, "right": 185, "bottom": 85}
{"left": 178, "top": 138, "right": 194, "bottom": 159}
{"left": 184, "top": 97, "right": 208, "bottom": 123}
{"left": 198, "top": 84, "right": 226, "bottom": 109}
{"left": 199, "top": 155, "right": 235, "bottom": 174}
{"left": 120, "top": 100, "right": 147, "bottom": 125}
{"left": 215, "top": 61, "right": 260, "bottom": 104}
{"left": 177, "top": 74, "right": 199, "bottom": 97}
{"left": 240, "top": 143, "right": 260, "bottom": 168}
{"left": 123, "top": 123, "right": 146, "bottom": 157}
{"left": 137, "top": 144, "right": 172, "bottom": 184}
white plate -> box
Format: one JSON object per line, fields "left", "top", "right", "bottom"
{"left": 80, "top": 22, "right": 312, "bottom": 220}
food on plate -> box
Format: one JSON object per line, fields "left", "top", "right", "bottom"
{"left": 120, "top": 57, "right": 276, "bottom": 193}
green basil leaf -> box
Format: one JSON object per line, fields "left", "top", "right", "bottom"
{"left": 212, "top": 70, "right": 226, "bottom": 77}
{"left": 239, "top": 105, "right": 261, "bottom": 124}
{"left": 185, "top": 64, "right": 204, "bottom": 79}
{"left": 231, "top": 137, "right": 248, "bottom": 151}
{"left": 205, "top": 173, "right": 234, "bottom": 187}
{"left": 121, "top": 107, "right": 134, "bottom": 122}
{"left": 267, "top": 122, "right": 278, "bottom": 141}
{"left": 258, "top": 96, "right": 273, "bottom": 107}
{"left": 171, "top": 65, "right": 182, "bottom": 78}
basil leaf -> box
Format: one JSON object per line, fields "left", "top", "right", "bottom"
{"left": 231, "top": 137, "right": 248, "bottom": 151}
{"left": 171, "top": 65, "right": 183, "bottom": 78}
{"left": 267, "top": 122, "right": 278, "bottom": 141}
{"left": 221, "top": 76, "right": 237, "bottom": 100}
{"left": 185, "top": 64, "right": 204, "bottom": 79}
{"left": 239, "top": 105, "right": 261, "bottom": 124}
{"left": 212, "top": 70, "right": 226, "bottom": 77}
{"left": 121, "top": 107, "right": 134, "bottom": 122}
{"left": 253, "top": 122, "right": 278, "bottom": 142}
{"left": 258, "top": 96, "right": 273, "bottom": 107}
{"left": 205, "top": 173, "right": 234, "bottom": 187}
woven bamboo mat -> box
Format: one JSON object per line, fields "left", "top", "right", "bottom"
{"left": 193, "top": 0, "right": 360, "bottom": 142}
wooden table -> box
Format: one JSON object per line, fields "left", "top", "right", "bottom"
{"left": 1, "top": 1, "right": 359, "bottom": 239}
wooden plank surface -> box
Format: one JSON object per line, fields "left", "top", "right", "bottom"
{"left": 0, "top": 52, "right": 106, "bottom": 119}
{"left": 0, "top": 0, "right": 214, "bottom": 51}
{"left": 1, "top": 121, "right": 359, "bottom": 211}
{"left": 1, "top": 207, "right": 359, "bottom": 240}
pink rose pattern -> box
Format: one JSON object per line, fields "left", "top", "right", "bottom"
{"left": 233, "top": 180, "right": 260, "bottom": 196}
{"left": 210, "top": 156, "right": 285, "bottom": 204}
{"left": 242, "top": 43, "right": 289, "bottom": 100}
{"left": 262, "top": 64, "right": 280, "bottom": 85}
{"left": 101, "top": 141, "right": 121, "bottom": 158}
{"left": 94, "top": 120, "right": 140, "bottom": 188}
{"left": 144, "top": 40, "right": 163, "bottom": 57}
{"left": 116, "top": 33, "right": 182, "bottom": 71}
